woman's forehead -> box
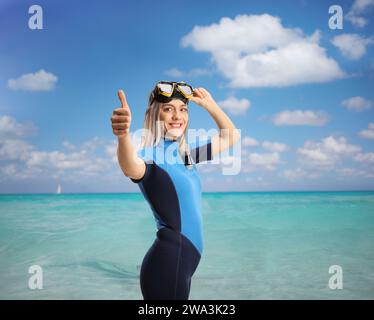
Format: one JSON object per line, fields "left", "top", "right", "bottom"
{"left": 162, "top": 100, "right": 188, "bottom": 107}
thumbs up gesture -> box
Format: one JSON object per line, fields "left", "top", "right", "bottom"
{"left": 111, "top": 89, "right": 132, "bottom": 137}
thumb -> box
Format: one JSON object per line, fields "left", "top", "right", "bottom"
{"left": 118, "top": 89, "right": 129, "bottom": 109}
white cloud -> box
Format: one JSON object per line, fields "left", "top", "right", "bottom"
{"left": 62, "top": 141, "right": 76, "bottom": 151}
{"left": 164, "top": 67, "right": 210, "bottom": 78}
{"left": 272, "top": 109, "right": 329, "bottom": 126}
{"left": 23, "top": 142, "right": 113, "bottom": 175}
{"left": 26, "top": 150, "right": 90, "bottom": 170}
{"left": 331, "top": 34, "right": 374, "bottom": 60}
{"left": 359, "top": 123, "right": 374, "bottom": 139}
{"left": 8, "top": 69, "right": 58, "bottom": 91}
{"left": 309, "top": 166, "right": 374, "bottom": 180}
{"left": 245, "top": 176, "right": 266, "bottom": 183}
{"left": 339, "top": 167, "right": 374, "bottom": 179}
{"left": 0, "top": 163, "right": 17, "bottom": 176}
{"left": 336, "top": 167, "right": 356, "bottom": 176}
{"left": 104, "top": 140, "right": 118, "bottom": 163}
{"left": 280, "top": 168, "right": 320, "bottom": 181}
{"left": 262, "top": 141, "right": 289, "bottom": 152}
{"left": 0, "top": 115, "right": 37, "bottom": 161}
{"left": 346, "top": 0, "right": 374, "bottom": 27}
{"left": 354, "top": 152, "right": 374, "bottom": 164}
{"left": 181, "top": 14, "right": 345, "bottom": 88}
{"left": 342, "top": 96, "right": 373, "bottom": 111}
{"left": 323, "top": 136, "right": 361, "bottom": 154}
{"left": 248, "top": 152, "right": 281, "bottom": 170}
{"left": 242, "top": 136, "right": 259, "bottom": 147}
{"left": 0, "top": 115, "right": 37, "bottom": 138}
{"left": 81, "top": 137, "right": 106, "bottom": 151}
{"left": 298, "top": 147, "right": 333, "bottom": 166}
{"left": 336, "top": 167, "right": 366, "bottom": 177}
{"left": 0, "top": 115, "right": 118, "bottom": 182}
{"left": 297, "top": 136, "right": 361, "bottom": 168}
{"left": 0, "top": 138, "right": 35, "bottom": 161}
{"left": 217, "top": 96, "right": 250, "bottom": 115}
{"left": 164, "top": 68, "right": 183, "bottom": 78}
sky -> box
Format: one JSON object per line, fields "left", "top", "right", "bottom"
{"left": 0, "top": 0, "right": 374, "bottom": 193}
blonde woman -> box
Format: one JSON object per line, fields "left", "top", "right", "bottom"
{"left": 111, "top": 81, "right": 240, "bottom": 300}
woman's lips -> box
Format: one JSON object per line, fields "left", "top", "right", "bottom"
{"left": 169, "top": 123, "right": 183, "bottom": 128}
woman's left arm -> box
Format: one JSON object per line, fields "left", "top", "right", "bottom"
{"left": 190, "top": 87, "right": 241, "bottom": 158}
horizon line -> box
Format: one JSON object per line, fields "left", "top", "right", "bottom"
{"left": 1, "top": 189, "right": 374, "bottom": 195}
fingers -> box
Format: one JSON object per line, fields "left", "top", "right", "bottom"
{"left": 193, "top": 87, "right": 205, "bottom": 98}
{"left": 118, "top": 89, "right": 129, "bottom": 109}
{"left": 196, "top": 87, "right": 210, "bottom": 97}
{"left": 111, "top": 115, "right": 130, "bottom": 123}
{"left": 111, "top": 113, "right": 131, "bottom": 127}
{"left": 113, "top": 107, "right": 131, "bottom": 116}
{"left": 112, "top": 120, "right": 130, "bottom": 136}
{"left": 199, "top": 87, "right": 210, "bottom": 96}
{"left": 112, "top": 122, "right": 130, "bottom": 130}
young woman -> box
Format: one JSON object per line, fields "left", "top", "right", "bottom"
{"left": 111, "top": 81, "right": 240, "bottom": 300}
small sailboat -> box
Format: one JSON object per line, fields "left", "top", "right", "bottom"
{"left": 56, "top": 184, "right": 62, "bottom": 194}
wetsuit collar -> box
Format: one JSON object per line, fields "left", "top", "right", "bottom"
{"left": 159, "top": 135, "right": 191, "bottom": 166}
{"left": 160, "top": 135, "right": 181, "bottom": 146}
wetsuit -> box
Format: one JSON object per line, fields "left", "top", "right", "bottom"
{"left": 131, "top": 137, "right": 212, "bottom": 300}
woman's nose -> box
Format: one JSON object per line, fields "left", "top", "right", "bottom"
{"left": 172, "top": 110, "right": 182, "bottom": 119}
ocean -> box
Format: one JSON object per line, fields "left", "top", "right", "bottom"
{"left": 0, "top": 191, "right": 373, "bottom": 299}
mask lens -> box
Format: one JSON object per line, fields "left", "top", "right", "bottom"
{"left": 158, "top": 83, "right": 173, "bottom": 95}
{"left": 178, "top": 85, "right": 193, "bottom": 97}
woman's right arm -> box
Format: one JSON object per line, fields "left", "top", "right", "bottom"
{"left": 111, "top": 90, "right": 146, "bottom": 180}
{"left": 117, "top": 134, "right": 145, "bottom": 180}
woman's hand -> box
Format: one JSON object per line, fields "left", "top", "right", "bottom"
{"left": 111, "top": 89, "right": 132, "bottom": 138}
{"left": 190, "top": 87, "right": 217, "bottom": 109}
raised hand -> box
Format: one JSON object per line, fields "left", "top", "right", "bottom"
{"left": 111, "top": 89, "right": 132, "bottom": 137}
{"left": 190, "top": 87, "right": 217, "bottom": 109}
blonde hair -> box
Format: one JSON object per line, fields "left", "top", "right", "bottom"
{"left": 140, "top": 89, "right": 193, "bottom": 169}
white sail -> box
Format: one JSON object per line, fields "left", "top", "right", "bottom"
{"left": 56, "top": 184, "right": 62, "bottom": 194}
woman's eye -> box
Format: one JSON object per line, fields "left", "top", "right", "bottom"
{"left": 181, "top": 108, "right": 188, "bottom": 112}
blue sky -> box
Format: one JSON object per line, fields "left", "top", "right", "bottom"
{"left": 1, "top": 0, "right": 374, "bottom": 193}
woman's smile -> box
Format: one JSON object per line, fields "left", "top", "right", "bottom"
{"left": 169, "top": 122, "right": 183, "bottom": 128}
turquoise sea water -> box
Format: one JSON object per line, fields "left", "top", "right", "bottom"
{"left": 0, "top": 191, "right": 374, "bottom": 300}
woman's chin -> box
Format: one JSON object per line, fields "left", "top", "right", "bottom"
{"left": 166, "top": 128, "right": 184, "bottom": 138}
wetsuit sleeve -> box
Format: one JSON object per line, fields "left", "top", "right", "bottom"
{"left": 190, "top": 138, "right": 213, "bottom": 164}
{"left": 130, "top": 148, "right": 153, "bottom": 184}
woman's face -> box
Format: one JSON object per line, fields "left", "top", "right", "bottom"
{"left": 159, "top": 99, "right": 189, "bottom": 139}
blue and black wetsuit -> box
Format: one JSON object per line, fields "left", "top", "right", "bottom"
{"left": 131, "top": 137, "right": 212, "bottom": 300}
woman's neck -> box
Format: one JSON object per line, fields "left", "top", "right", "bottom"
{"left": 163, "top": 134, "right": 180, "bottom": 142}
